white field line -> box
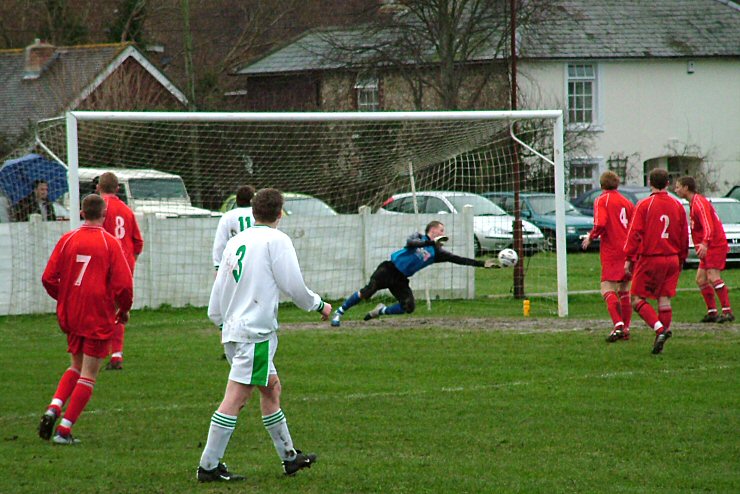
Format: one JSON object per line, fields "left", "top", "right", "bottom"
{"left": 4, "top": 364, "right": 735, "bottom": 423}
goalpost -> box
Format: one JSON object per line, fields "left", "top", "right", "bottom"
{"left": 4, "top": 110, "right": 568, "bottom": 316}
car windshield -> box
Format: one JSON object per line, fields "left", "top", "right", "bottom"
{"left": 446, "top": 194, "right": 507, "bottom": 216}
{"left": 528, "top": 196, "right": 577, "bottom": 215}
{"left": 284, "top": 197, "right": 337, "bottom": 216}
{"left": 713, "top": 201, "right": 740, "bottom": 224}
{"left": 633, "top": 191, "right": 652, "bottom": 202}
{"left": 129, "top": 178, "right": 189, "bottom": 200}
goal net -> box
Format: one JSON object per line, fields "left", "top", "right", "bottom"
{"left": 2, "top": 110, "right": 569, "bottom": 317}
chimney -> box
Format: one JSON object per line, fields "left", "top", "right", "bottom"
{"left": 23, "top": 39, "right": 57, "bottom": 80}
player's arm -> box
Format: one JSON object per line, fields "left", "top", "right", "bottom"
{"left": 271, "top": 238, "right": 331, "bottom": 319}
{"left": 108, "top": 235, "right": 134, "bottom": 313}
{"left": 435, "top": 247, "right": 485, "bottom": 267}
{"left": 212, "top": 217, "right": 229, "bottom": 269}
{"left": 405, "top": 232, "right": 435, "bottom": 249}
{"left": 131, "top": 212, "right": 144, "bottom": 259}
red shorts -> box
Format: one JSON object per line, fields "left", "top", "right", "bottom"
{"left": 699, "top": 244, "right": 728, "bottom": 271}
{"left": 66, "top": 334, "right": 111, "bottom": 359}
{"left": 601, "top": 254, "right": 629, "bottom": 282}
{"left": 631, "top": 255, "right": 681, "bottom": 299}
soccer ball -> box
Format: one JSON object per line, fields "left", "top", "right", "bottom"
{"left": 497, "top": 248, "right": 519, "bottom": 268}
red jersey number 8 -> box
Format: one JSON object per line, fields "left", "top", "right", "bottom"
{"left": 114, "top": 216, "right": 126, "bottom": 239}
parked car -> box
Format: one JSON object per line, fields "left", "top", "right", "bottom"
{"left": 483, "top": 192, "right": 596, "bottom": 251}
{"left": 377, "top": 191, "right": 545, "bottom": 255}
{"left": 220, "top": 192, "right": 338, "bottom": 216}
{"left": 76, "top": 167, "right": 218, "bottom": 218}
{"left": 571, "top": 186, "right": 654, "bottom": 216}
{"left": 725, "top": 185, "right": 740, "bottom": 201}
{"left": 684, "top": 197, "right": 740, "bottom": 266}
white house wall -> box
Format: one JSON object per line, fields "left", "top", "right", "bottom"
{"left": 520, "top": 58, "right": 740, "bottom": 193}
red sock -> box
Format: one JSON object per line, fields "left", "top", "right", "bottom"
{"left": 658, "top": 305, "right": 672, "bottom": 332}
{"left": 635, "top": 300, "right": 661, "bottom": 330}
{"left": 619, "top": 292, "right": 632, "bottom": 328}
{"left": 49, "top": 367, "right": 81, "bottom": 415}
{"left": 713, "top": 280, "right": 732, "bottom": 313}
{"left": 603, "top": 291, "right": 623, "bottom": 327}
{"left": 61, "top": 377, "right": 95, "bottom": 427}
{"left": 109, "top": 323, "right": 125, "bottom": 357}
{"left": 699, "top": 283, "right": 717, "bottom": 312}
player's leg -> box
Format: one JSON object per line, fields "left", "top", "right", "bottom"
{"left": 618, "top": 279, "right": 632, "bottom": 338}
{"left": 53, "top": 340, "right": 106, "bottom": 444}
{"left": 39, "top": 352, "right": 82, "bottom": 441}
{"left": 332, "top": 262, "right": 389, "bottom": 326}
{"left": 197, "top": 341, "right": 255, "bottom": 482}
{"left": 706, "top": 264, "right": 733, "bottom": 323}
{"left": 601, "top": 280, "right": 626, "bottom": 342}
{"left": 696, "top": 267, "right": 718, "bottom": 322}
{"left": 366, "top": 274, "right": 414, "bottom": 320}
{"left": 651, "top": 257, "right": 680, "bottom": 354}
{"left": 105, "top": 322, "right": 125, "bottom": 370}
{"left": 631, "top": 260, "right": 663, "bottom": 332}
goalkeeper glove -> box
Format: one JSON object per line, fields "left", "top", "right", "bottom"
{"left": 484, "top": 259, "right": 498, "bottom": 269}
{"left": 433, "top": 235, "right": 449, "bottom": 247}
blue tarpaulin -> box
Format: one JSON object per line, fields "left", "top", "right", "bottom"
{"left": 0, "top": 154, "right": 68, "bottom": 204}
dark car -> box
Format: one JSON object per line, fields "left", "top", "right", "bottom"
{"left": 571, "top": 186, "right": 654, "bottom": 216}
{"left": 483, "top": 192, "right": 596, "bottom": 251}
{"left": 725, "top": 185, "right": 740, "bottom": 201}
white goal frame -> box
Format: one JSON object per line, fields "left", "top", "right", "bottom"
{"left": 65, "top": 110, "right": 568, "bottom": 316}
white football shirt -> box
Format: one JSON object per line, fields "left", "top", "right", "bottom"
{"left": 212, "top": 206, "right": 254, "bottom": 268}
{"left": 208, "top": 224, "right": 322, "bottom": 343}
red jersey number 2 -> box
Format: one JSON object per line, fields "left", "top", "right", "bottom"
{"left": 660, "top": 215, "right": 670, "bottom": 239}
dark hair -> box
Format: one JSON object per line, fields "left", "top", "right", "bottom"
{"left": 649, "top": 168, "right": 669, "bottom": 190}
{"left": 97, "top": 172, "right": 119, "bottom": 193}
{"left": 82, "top": 194, "right": 106, "bottom": 220}
{"left": 599, "top": 170, "right": 620, "bottom": 190}
{"left": 33, "top": 179, "right": 48, "bottom": 189}
{"left": 677, "top": 176, "right": 697, "bottom": 193}
{"left": 235, "top": 185, "right": 255, "bottom": 207}
{"left": 425, "top": 220, "right": 444, "bottom": 234}
{"left": 252, "top": 188, "right": 283, "bottom": 223}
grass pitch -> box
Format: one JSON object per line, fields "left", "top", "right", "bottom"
{"left": 1, "top": 304, "right": 738, "bottom": 493}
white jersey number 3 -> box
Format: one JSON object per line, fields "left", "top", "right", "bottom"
{"left": 660, "top": 214, "right": 670, "bottom": 238}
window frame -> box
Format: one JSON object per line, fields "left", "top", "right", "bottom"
{"left": 565, "top": 63, "right": 602, "bottom": 130}
{"left": 354, "top": 73, "right": 380, "bottom": 112}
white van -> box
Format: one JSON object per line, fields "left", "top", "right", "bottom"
{"left": 76, "top": 167, "right": 219, "bottom": 218}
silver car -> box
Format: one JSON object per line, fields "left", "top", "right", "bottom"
{"left": 684, "top": 197, "right": 740, "bottom": 266}
{"left": 377, "top": 191, "right": 545, "bottom": 255}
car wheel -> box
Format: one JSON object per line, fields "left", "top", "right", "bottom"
{"left": 474, "top": 236, "right": 482, "bottom": 256}
{"left": 543, "top": 230, "right": 556, "bottom": 251}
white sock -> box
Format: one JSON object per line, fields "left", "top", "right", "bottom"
{"left": 199, "top": 411, "right": 237, "bottom": 470}
{"left": 263, "top": 409, "right": 296, "bottom": 461}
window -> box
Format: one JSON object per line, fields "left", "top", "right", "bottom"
{"left": 568, "top": 160, "right": 599, "bottom": 198}
{"left": 424, "top": 196, "right": 449, "bottom": 214}
{"left": 355, "top": 73, "right": 379, "bottom": 112}
{"left": 567, "top": 64, "right": 597, "bottom": 125}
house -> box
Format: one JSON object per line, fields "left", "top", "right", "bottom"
{"left": 0, "top": 40, "right": 188, "bottom": 146}
{"left": 230, "top": 0, "right": 740, "bottom": 195}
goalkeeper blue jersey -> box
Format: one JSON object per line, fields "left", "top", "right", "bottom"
{"left": 390, "top": 233, "right": 436, "bottom": 277}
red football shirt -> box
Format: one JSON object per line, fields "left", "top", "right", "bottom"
{"left": 42, "top": 224, "right": 134, "bottom": 339}
{"left": 624, "top": 190, "right": 689, "bottom": 262}
{"left": 689, "top": 194, "right": 727, "bottom": 248}
{"left": 589, "top": 189, "right": 634, "bottom": 261}
{"left": 101, "top": 193, "right": 143, "bottom": 271}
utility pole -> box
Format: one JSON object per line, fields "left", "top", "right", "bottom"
{"left": 510, "top": 0, "right": 524, "bottom": 299}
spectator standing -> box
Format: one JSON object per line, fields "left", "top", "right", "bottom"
{"left": 13, "top": 179, "right": 56, "bottom": 222}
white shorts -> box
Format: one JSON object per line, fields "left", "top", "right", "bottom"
{"left": 224, "top": 332, "right": 278, "bottom": 387}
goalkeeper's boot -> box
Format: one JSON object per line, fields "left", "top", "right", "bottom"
{"left": 197, "top": 463, "right": 245, "bottom": 482}
{"left": 718, "top": 311, "right": 735, "bottom": 324}
{"left": 651, "top": 328, "right": 672, "bottom": 355}
{"left": 283, "top": 450, "right": 317, "bottom": 476}
{"left": 700, "top": 312, "right": 719, "bottom": 323}
{"left": 330, "top": 311, "right": 342, "bottom": 327}
{"left": 606, "top": 325, "right": 626, "bottom": 343}
{"left": 363, "top": 303, "right": 386, "bottom": 321}
{"left": 38, "top": 409, "right": 58, "bottom": 440}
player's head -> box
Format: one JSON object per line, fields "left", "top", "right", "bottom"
{"left": 97, "top": 172, "right": 119, "bottom": 193}
{"left": 235, "top": 185, "right": 255, "bottom": 207}
{"left": 425, "top": 220, "right": 445, "bottom": 238}
{"left": 81, "top": 193, "right": 106, "bottom": 221}
{"left": 675, "top": 176, "right": 697, "bottom": 198}
{"left": 648, "top": 168, "right": 669, "bottom": 190}
{"left": 252, "top": 188, "right": 283, "bottom": 224}
{"left": 599, "top": 170, "right": 620, "bottom": 190}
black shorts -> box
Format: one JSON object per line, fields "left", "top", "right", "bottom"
{"left": 360, "top": 261, "right": 414, "bottom": 311}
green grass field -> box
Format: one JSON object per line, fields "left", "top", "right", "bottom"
{"left": 1, "top": 253, "right": 739, "bottom": 493}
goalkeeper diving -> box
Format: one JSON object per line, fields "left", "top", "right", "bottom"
{"left": 331, "top": 220, "right": 498, "bottom": 326}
